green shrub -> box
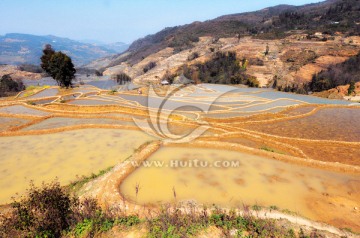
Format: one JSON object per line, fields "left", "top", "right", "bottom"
{"left": 26, "top": 101, "right": 36, "bottom": 105}
{"left": 115, "top": 215, "right": 141, "bottom": 227}
{"left": 252, "top": 204, "right": 262, "bottom": 211}
{"left": 74, "top": 219, "right": 93, "bottom": 237}
{"left": 0, "top": 181, "right": 73, "bottom": 237}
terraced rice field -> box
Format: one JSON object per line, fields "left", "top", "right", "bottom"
{"left": 120, "top": 147, "right": 359, "bottom": 229}
{"left": 0, "top": 129, "right": 153, "bottom": 204}
{"left": 0, "top": 83, "right": 359, "bottom": 232}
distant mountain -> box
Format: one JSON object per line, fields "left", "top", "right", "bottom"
{"left": 88, "top": 0, "right": 359, "bottom": 69}
{"left": 79, "top": 39, "right": 129, "bottom": 53}
{"left": 101, "top": 42, "right": 129, "bottom": 53}
{"left": 0, "top": 33, "right": 120, "bottom": 66}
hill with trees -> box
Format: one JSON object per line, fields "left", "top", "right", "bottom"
{"left": 164, "top": 52, "right": 259, "bottom": 87}
{"left": 310, "top": 51, "right": 360, "bottom": 92}
{"left": 89, "top": 0, "right": 359, "bottom": 70}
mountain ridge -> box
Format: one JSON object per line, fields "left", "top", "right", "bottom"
{"left": 0, "top": 33, "right": 128, "bottom": 66}
{"left": 86, "top": 0, "right": 359, "bottom": 70}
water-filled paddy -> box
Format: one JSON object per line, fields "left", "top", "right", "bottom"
{"left": 26, "top": 88, "right": 59, "bottom": 99}
{"left": 0, "top": 117, "right": 31, "bottom": 132}
{"left": 244, "top": 107, "right": 360, "bottom": 142}
{"left": 253, "top": 91, "right": 352, "bottom": 105}
{"left": 67, "top": 99, "right": 124, "bottom": 106}
{"left": 119, "top": 94, "right": 225, "bottom": 111}
{"left": 120, "top": 147, "right": 360, "bottom": 222}
{"left": 60, "top": 93, "right": 81, "bottom": 100}
{"left": 0, "top": 105, "right": 51, "bottom": 116}
{"left": 30, "top": 97, "right": 58, "bottom": 104}
{"left": 204, "top": 107, "right": 285, "bottom": 119}
{"left": 280, "top": 105, "right": 317, "bottom": 116}
{"left": 0, "top": 129, "right": 154, "bottom": 204}
{"left": 22, "top": 117, "right": 137, "bottom": 131}
{"left": 232, "top": 99, "right": 301, "bottom": 112}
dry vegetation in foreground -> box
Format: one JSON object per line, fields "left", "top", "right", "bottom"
{"left": 0, "top": 181, "right": 354, "bottom": 238}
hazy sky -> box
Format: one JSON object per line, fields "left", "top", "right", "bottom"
{"left": 0, "top": 0, "right": 320, "bottom": 44}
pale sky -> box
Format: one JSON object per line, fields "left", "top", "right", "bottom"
{"left": 0, "top": 0, "right": 321, "bottom": 44}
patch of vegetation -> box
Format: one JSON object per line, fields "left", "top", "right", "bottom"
{"left": 0, "top": 181, "right": 74, "bottom": 237}
{"left": 348, "top": 81, "right": 356, "bottom": 95}
{"left": 114, "top": 73, "right": 132, "bottom": 85}
{"left": 281, "top": 209, "right": 299, "bottom": 216}
{"left": 209, "top": 207, "right": 290, "bottom": 237}
{"left": 17, "top": 64, "right": 43, "bottom": 73}
{"left": 259, "top": 0, "right": 360, "bottom": 37}
{"left": 187, "top": 52, "right": 200, "bottom": 61}
{"left": 143, "top": 61, "right": 157, "bottom": 73}
{"left": 260, "top": 146, "right": 276, "bottom": 153}
{"left": 0, "top": 74, "right": 25, "bottom": 97}
{"left": 75, "top": 67, "right": 102, "bottom": 76}
{"left": 0, "top": 180, "right": 140, "bottom": 238}
{"left": 168, "top": 33, "right": 200, "bottom": 53}
{"left": 147, "top": 205, "right": 208, "bottom": 237}
{"left": 310, "top": 52, "right": 360, "bottom": 92}
{"left": 26, "top": 101, "right": 36, "bottom": 106}
{"left": 260, "top": 146, "right": 287, "bottom": 155}
{"left": 21, "top": 85, "right": 49, "bottom": 98}
{"left": 166, "top": 51, "right": 259, "bottom": 87}
{"left": 249, "top": 57, "right": 264, "bottom": 66}
{"left": 252, "top": 204, "right": 262, "bottom": 211}
{"left": 67, "top": 166, "right": 113, "bottom": 193}
{"left": 108, "top": 89, "right": 118, "bottom": 95}
{"left": 0, "top": 181, "right": 335, "bottom": 238}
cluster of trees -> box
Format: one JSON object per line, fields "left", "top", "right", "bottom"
{"left": 273, "top": 79, "right": 310, "bottom": 94}
{"left": 276, "top": 12, "right": 308, "bottom": 30}
{"left": 272, "top": 51, "right": 360, "bottom": 95}
{"left": 0, "top": 74, "right": 25, "bottom": 97}
{"left": 163, "top": 51, "right": 259, "bottom": 87}
{"left": 309, "top": 52, "right": 360, "bottom": 92}
{"left": 114, "top": 73, "right": 132, "bottom": 85}
{"left": 143, "top": 61, "right": 157, "bottom": 73}
{"left": 257, "top": 0, "right": 360, "bottom": 38}
{"left": 168, "top": 33, "right": 199, "bottom": 52}
{"left": 40, "top": 44, "right": 76, "bottom": 88}
{"left": 323, "top": 0, "right": 358, "bottom": 22}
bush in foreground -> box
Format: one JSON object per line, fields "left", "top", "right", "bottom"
{"left": 0, "top": 181, "right": 123, "bottom": 238}
{"left": 0, "top": 181, "right": 334, "bottom": 237}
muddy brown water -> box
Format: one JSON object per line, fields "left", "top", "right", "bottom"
{"left": 120, "top": 147, "right": 360, "bottom": 223}
{"left": 0, "top": 129, "right": 154, "bottom": 204}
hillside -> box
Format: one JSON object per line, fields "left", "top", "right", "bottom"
{"left": 86, "top": 0, "right": 360, "bottom": 71}
{"left": 0, "top": 33, "right": 120, "bottom": 66}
